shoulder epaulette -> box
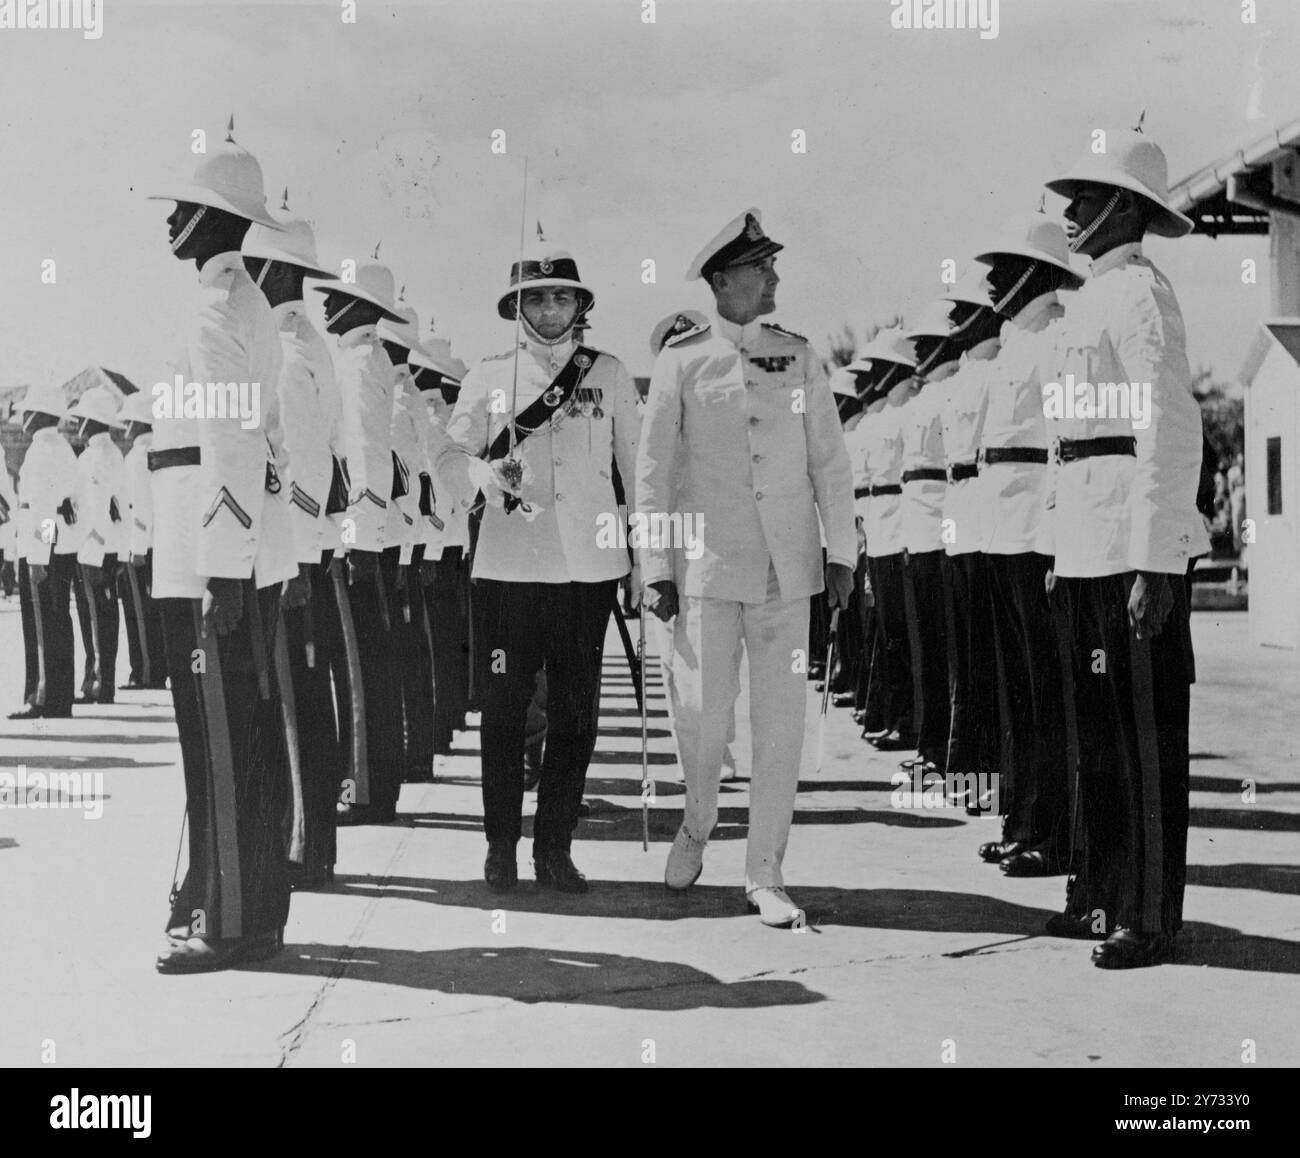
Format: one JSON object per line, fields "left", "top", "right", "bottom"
{"left": 761, "top": 322, "right": 808, "bottom": 343}
{"left": 664, "top": 322, "right": 710, "bottom": 348}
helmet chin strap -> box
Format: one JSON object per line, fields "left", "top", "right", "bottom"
{"left": 254, "top": 258, "right": 272, "bottom": 288}
{"left": 993, "top": 260, "right": 1038, "bottom": 315}
{"left": 519, "top": 311, "right": 576, "bottom": 348}
{"left": 1068, "top": 189, "right": 1121, "bottom": 253}
{"left": 170, "top": 204, "right": 207, "bottom": 253}
{"left": 325, "top": 298, "right": 356, "bottom": 328}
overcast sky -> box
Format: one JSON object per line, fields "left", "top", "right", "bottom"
{"left": 2, "top": 0, "right": 1298, "bottom": 392}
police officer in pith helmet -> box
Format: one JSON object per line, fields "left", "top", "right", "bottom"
{"left": 436, "top": 239, "right": 641, "bottom": 895}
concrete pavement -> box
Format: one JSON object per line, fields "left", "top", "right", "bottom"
{"left": 0, "top": 593, "right": 1296, "bottom": 1068}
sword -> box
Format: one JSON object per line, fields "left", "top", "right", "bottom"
{"left": 502, "top": 156, "right": 530, "bottom": 516}
{"left": 638, "top": 597, "right": 650, "bottom": 852}
{"left": 611, "top": 594, "right": 642, "bottom": 713}
{"left": 814, "top": 607, "right": 840, "bottom": 775}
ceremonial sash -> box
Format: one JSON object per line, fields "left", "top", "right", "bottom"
{"left": 485, "top": 346, "right": 599, "bottom": 463}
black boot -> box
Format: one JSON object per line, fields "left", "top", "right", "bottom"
{"left": 484, "top": 842, "right": 518, "bottom": 893}
{"left": 534, "top": 847, "right": 588, "bottom": 894}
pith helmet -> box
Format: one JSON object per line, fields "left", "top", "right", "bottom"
{"left": 497, "top": 243, "right": 593, "bottom": 320}
{"left": 21, "top": 384, "right": 67, "bottom": 420}
{"left": 1045, "top": 128, "right": 1193, "bottom": 239}
{"left": 312, "top": 260, "right": 404, "bottom": 323}
{"left": 149, "top": 125, "right": 282, "bottom": 230}
{"left": 242, "top": 190, "right": 333, "bottom": 279}
{"left": 974, "top": 212, "right": 1084, "bottom": 286}
{"left": 68, "top": 386, "right": 123, "bottom": 428}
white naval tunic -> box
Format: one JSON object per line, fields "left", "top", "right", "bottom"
{"left": 335, "top": 325, "right": 397, "bottom": 555}
{"left": 939, "top": 339, "right": 999, "bottom": 556}
{"left": 635, "top": 312, "right": 855, "bottom": 602}
{"left": 17, "top": 427, "right": 77, "bottom": 566}
{"left": 439, "top": 332, "right": 640, "bottom": 584}
{"left": 388, "top": 370, "right": 425, "bottom": 563}
{"left": 74, "top": 431, "right": 125, "bottom": 567}
{"left": 1039, "top": 242, "right": 1209, "bottom": 577}
{"left": 413, "top": 389, "right": 461, "bottom": 560}
{"left": 980, "top": 292, "right": 1063, "bottom": 556}
{"left": 151, "top": 250, "right": 296, "bottom": 599}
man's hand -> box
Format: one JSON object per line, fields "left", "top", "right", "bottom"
{"left": 825, "top": 562, "right": 854, "bottom": 610}
{"left": 30, "top": 563, "right": 48, "bottom": 586}
{"left": 347, "top": 552, "right": 378, "bottom": 587}
{"left": 202, "top": 576, "right": 244, "bottom": 638}
{"left": 1129, "top": 571, "right": 1173, "bottom": 641}
{"left": 468, "top": 457, "right": 521, "bottom": 509}
{"left": 283, "top": 564, "right": 312, "bottom": 610}
{"left": 1044, "top": 566, "right": 1056, "bottom": 596}
{"left": 647, "top": 579, "right": 678, "bottom": 623}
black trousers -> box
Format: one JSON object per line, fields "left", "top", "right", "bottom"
{"left": 809, "top": 549, "right": 829, "bottom": 676}
{"left": 18, "top": 555, "right": 76, "bottom": 716}
{"left": 161, "top": 583, "right": 291, "bottom": 941}
{"left": 344, "top": 549, "right": 403, "bottom": 816}
{"left": 396, "top": 546, "right": 435, "bottom": 781}
{"left": 474, "top": 577, "right": 615, "bottom": 851}
{"left": 74, "top": 557, "right": 120, "bottom": 702}
{"left": 940, "top": 553, "right": 1001, "bottom": 782}
{"left": 902, "top": 549, "right": 950, "bottom": 765}
{"left": 118, "top": 552, "right": 167, "bottom": 688}
{"left": 278, "top": 561, "right": 342, "bottom": 875}
{"left": 322, "top": 556, "right": 366, "bottom": 816}
{"left": 1054, "top": 572, "right": 1193, "bottom": 936}
{"left": 427, "top": 546, "right": 470, "bottom": 750}
{"left": 865, "top": 553, "right": 914, "bottom": 739}
{"left": 987, "top": 552, "right": 1069, "bottom": 853}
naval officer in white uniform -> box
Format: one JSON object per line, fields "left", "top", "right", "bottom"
{"left": 636, "top": 210, "right": 855, "bottom": 926}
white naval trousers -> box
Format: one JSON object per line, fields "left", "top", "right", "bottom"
{"left": 663, "top": 564, "right": 810, "bottom": 891}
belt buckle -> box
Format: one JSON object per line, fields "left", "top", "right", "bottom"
{"left": 1052, "top": 437, "right": 1063, "bottom": 465}
{"left": 945, "top": 463, "right": 956, "bottom": 485}
{"left": 975, "top": 446, "right": 986, "bottom": 467}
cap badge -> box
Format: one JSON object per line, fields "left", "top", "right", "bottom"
{"left": 539, "top": 259, "right": 554, "bottom": 275}
{"left": 744, "top": 214, "right": 764, "bottom": 241}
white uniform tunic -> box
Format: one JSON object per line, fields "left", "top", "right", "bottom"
{"left": 151, "top": 251, "right": 296, "bottom": 598}
{"left": 275, "top": 301, "right": 339, "bottom": 565}
{"left": 1040, "top": 242, "right": 1209, "bottom": 576}
{"left": 980, "top": 292, "right": 1063, "bottom": 555}
{"left": 75, "top": 431, "right": 125, "bottom": 567}
{"left": 388, "top": 370, "right": 425, "bottom": 563}
{"left": 898, "top": 361, "right": 959, "bottom": 555}
{"left": 439, "top": 333, "right": 640, "bottom": 584}
{"left": 636, "top": 314, "right": 855, "bottom": 602}
{"left": 335, "top": 325, "right": 395, "bottom": 555}
{"left": 939, "top": 339, "right": 999, "bottom": 556}
{"left": 123, "top": 433, "right": 154, "bottom": 559}
{"left": 861, "top": 402, "right": 907, "bottom": 559}
{"left": 18, "top": 427, "right": 77, "bottom": 566}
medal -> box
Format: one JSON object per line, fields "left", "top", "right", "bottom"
{"left": 543, "top": 387, "right": 563, "bottom": 407}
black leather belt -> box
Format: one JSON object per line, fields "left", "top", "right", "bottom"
{"left": 854, "top": 485, "right": 871, "bottom": 499}
{"left": 869, "top": 484, "right": 901, "bottom": 497}
{"left": 981, "top": 446, "right": 1048, "bottom": 466}
{"left": 948, "top": 461, "right": 978, "bottom": 482}
{"left": 148, "top": 446, "right": 200, "bottom": 472}
{"left": 902, "top": 468, "right": 946, "bottom": 484}
{"left": 1055, "top": 435, "right": 1136, "bottom": 464}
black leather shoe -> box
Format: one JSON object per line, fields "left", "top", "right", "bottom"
{"left": 979, "top": 840, "right": 1024, "bottom": 864}
{"left": 484, "top": 843, "right": 518, "bottom": 893}
{"left": 832, "top": 691, "right": 856, "bottom": 708}
{"left": 8, "top": 706, "right": 43, "bottom": 720}
{"left": 872, "top": 731, "right": 915, "bottom": 751}
{"left": 1045, "top": 911, "right": 1109, "bottom": 940}
{"left": 335, "top": 802, "right": 397, "bottom": 826}
{"left": 288, "top": 863, "right": 333, "bottom": 891}
{"left": 534, "top": 848, "right": 589, "bottom": 894}
{"left": 1092, "top": 928, "right": 1173, "bottom": 970}
{"left": 1000, "top": 849, "right": 1065, "bottom": 877}
{"left": 120, "top": 679, "right": 145, "bottom": 690}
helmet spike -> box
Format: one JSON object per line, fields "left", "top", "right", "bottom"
{"left": 372, "top": 240, "right": 382, "bottom": 261}
{"left": 280, "top": 187, "right": 290, "bottom": 211}
{"left": 1133, "top": 109, "right": 1146, "bottom": 134}
{"left": 225, "top": 114, "right": 236, "bottom": 143}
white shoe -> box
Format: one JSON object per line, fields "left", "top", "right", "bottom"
{"left": 746, "top": 886, "right": 804, "bottom": 927}
{"left": 664, "top": 825, "right": 707, "bottom": 890}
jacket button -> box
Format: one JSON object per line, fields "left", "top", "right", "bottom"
{"left": 554, "top": 457, "right": 563, "bottom": 467}
{"left": 755, "top": 490, "right": 764, "bottom": 500}
{"left": 556, "top": 492, "right": 564, "bottom": 501}
{"left": 752, "top": 453, "right": 761, "bottom": 462}
{"left": 748, "top": 416, "right": 760, "bottom": 426}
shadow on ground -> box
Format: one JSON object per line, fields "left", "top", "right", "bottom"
{"left": 260, "top": 943, "right": 825, "bottom": 1010}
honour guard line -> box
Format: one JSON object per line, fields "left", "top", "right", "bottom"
{"left": 2, "top": 116, "right": 1206, "bottom": 972}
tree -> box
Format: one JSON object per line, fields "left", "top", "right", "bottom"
{"left": 1192, "top": 367, "right": 1244, "bottom": 467}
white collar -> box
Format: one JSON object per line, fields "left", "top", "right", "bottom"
{"left": 198, "top": 250, "right": 245, "bottom": 288}
{"left": 712, "top": 309, "right": 763, "bottom": 349}
{"left": 1010, "top": 290, "right": 1060, "bottom": 330}
{"left": 338, "top": 324, "right": 378, "bottom": 350}
{"left": 1088, "top": 241, "right": 1143, "bottom": 279}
